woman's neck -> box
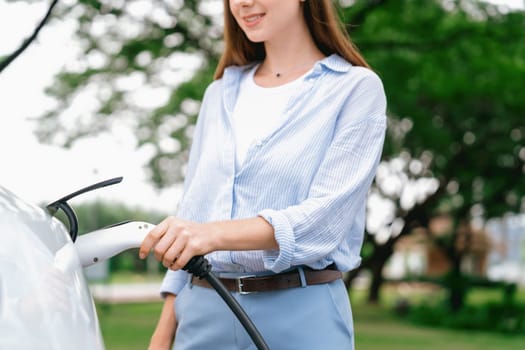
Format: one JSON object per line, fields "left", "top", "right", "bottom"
{"left": 256, "top": 25, "right": 325, "bottom": 87}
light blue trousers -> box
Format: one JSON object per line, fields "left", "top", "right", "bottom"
{"left": 173, "top": 276, "right": 354, "bottom": 350}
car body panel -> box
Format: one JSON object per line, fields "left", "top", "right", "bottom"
{"left": 0, "top": 185, "right": 104, "bottom": 349}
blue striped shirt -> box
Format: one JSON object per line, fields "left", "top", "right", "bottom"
{"left": 160, "top": 54, "right": 387, "bottom": 296}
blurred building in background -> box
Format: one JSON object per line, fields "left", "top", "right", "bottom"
{"left": 384, "top": 214, "right": 525, "bottom": 286}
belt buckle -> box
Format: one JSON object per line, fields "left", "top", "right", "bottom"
{"left": 236, "top": 275, "right": 256, "bottom": 295}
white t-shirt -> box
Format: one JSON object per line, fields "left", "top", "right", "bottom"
{"left": 231, "top": 65, "right": 309, "bottom": 168}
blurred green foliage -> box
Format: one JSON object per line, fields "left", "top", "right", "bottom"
{"left": 401, "top": 292, "right": 525, "bottom": 334}
{"left": 388, "top": 277, "right": 524, "bottom": 333}
{"left": 408, "top": 301, "right": 525, "bottom": 334}
{"left": 340, "top": 1, "right": 525, "bottom": 308}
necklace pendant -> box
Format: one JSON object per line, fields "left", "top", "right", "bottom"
{"left": 276, "top": 73, "right": 281, "bottom": 78}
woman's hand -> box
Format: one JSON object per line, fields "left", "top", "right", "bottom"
{"left": 139, "top": 216, "right": 277, "bottom": 270}
{"left": 139, "top": 216, "right": 218, "bottom": 271}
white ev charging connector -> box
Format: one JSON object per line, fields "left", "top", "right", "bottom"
{"left": 75, "top": 221, "right": 152, "bottom": 268}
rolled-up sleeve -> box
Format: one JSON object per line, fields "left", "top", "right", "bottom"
{"left": 160, "top": 270, "right": 189, "bottom": 297}
{"left": 259, "top": 74, "right": 387, "bottom": 272}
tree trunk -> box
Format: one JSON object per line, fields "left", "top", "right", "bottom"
{"left": 447, "top": 256, "right": 466, "bottom": 312}
{"left": 367, "top": 244, "right": 394, "bottom": 304}
{"left": 367, "top": 259, "right": 385, "bottom": 303}
{"left": 344, "top": 265, "right": 363, "bottom": 289}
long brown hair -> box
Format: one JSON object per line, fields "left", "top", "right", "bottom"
{"left": 214, "top": 0, "right": 370, "bottom": 79}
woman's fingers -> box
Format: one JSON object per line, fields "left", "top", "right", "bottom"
{"left": 139, "top": 217, "right": 213, "bottom": 270}
{"left": 139, "top": 216, "right": 178, "bottom": 261}
{"left": 172, "top": 247, "right": 195, "bottom": 271}
{"left": 153, "top": 226, "right": 178, "bottom": 262}
{"left": 162, "top": 235, "right": 187, "bottom": 269}
{"left": 139, "top": 218, "right": 171, "bottom": 259}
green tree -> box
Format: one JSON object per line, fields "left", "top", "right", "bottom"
{"left": 31, "top": 0, "right": 222, "bottom": 186}
{"left": 343, "top": 1, "right": 525, "bottom": 309}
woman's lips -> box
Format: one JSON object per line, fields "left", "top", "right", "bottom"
{"left": 243, "top": 13, "right": 265, "bottom": 28}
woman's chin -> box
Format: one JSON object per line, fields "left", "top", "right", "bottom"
{"left": 244, "top": 33, "right": 267, "bottom": 44}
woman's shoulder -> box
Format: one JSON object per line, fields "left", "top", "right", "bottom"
{"left": 322, "top": 54, "right": 384, "bottom": 87}
{"left": 325, "top": 56, "right": 387, "bottom": 116}
{"left": 204, "top": 79, "right": 222, "bottom": 95}
{"left": 348, "top": 66, "right": 385, "bottom": 93}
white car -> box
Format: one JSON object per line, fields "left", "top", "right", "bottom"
{"left": 0, "top": 178, "right": 151, "bottom": 350}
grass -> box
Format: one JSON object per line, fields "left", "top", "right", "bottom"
{"left": 353, "top": 303, "right": 525, "bottom": 350}
{"left": 96, "top": 302, "right": 162, "bottom": 350}
{"left": 95, "top": 287, "right": 525, "bottom": 350}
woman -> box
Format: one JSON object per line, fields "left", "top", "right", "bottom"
{"left": 140, "top": 0, "right": 387, "bottom": 349}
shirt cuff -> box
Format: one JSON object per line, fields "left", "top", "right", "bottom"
{"left": 258, "top": 209, "right": 295, "bottom": 272}
{"left": 159, "top": 270, "right": 189, "bottom": 298}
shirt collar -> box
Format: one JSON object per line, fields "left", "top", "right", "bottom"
{"left": 221, "top": 54, "right": 351, "bottom": 114}
{"left": 224, "top": 54, "right": 351, "bottom": 81}
{"left": 317, "top": 54, "right": 352, "bottom": 73}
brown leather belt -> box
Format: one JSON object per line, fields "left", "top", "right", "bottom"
{"left": 191, "top": 267, "right": 342, "bottom": 294}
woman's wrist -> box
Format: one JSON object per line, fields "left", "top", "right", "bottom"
{"left": 206, "top": 221, "right": 226, "bottom": 252}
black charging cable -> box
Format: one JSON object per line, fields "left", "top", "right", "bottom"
{"left": 183, "top": 256, "right": 270, "bottom": 350}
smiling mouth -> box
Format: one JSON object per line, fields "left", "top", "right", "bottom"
{"left": 243, "top": 13, "right": 265, "bottom": 25}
